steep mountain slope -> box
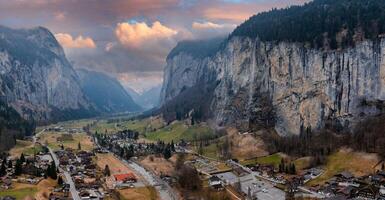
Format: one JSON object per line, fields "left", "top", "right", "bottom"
{"left": 160, "top": 0, "right": 385, "bottom": 135}
{"left": 127, "top": 85, "right": 162, "bottom": 110}
{"left": 0, "top": 101, "right": 34, "bottom": 152}
{"left": 0, "top": 25, "right": 95, "bottom": 123}
{"left": 77, "top": 69, "right": 142, "bottom": 113}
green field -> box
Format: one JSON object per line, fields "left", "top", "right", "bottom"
{"left": 91, "top": 118, "right": 159, "bottom": 135}
{"left": 23, "top": 145, "right": 44, "bottom": 155}
{"left": 240, "top": 153, "right": 283, "bottom": 167}
{"left": 144, "top": 122, "right": 214, "bottom": 143}
{"left": 0, "top": 187, "right": 37, "bottom": 200}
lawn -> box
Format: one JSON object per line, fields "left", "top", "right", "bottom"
{"left": 308, "top": 149, "right": 379, "bottom": 186}
{"left": 294, "top": 156, "right": 313, "bottom": 171}
{"left": 9, "top": 140, "right": 33, "bottom": 158}
{"left": 0, "top": 187, "right": 37, "bottom": 200}
{"left": 197, "top": 143, "right": 220, "bottom": 160}
{"left": 91, "top": 117, "right": 161, "bottom": 135}
{"left": 22, "top": 144, "right": 44, "bottom": 156}
{"left": 240, "top": 153, "right": 283, "bottom": 167}
{"left": 39, "top": 132, "right": 94, "bottom": 151}
{"left": 145, "top": 122, "right": 214, "bottom": 143}
{"left": 118, "top": 186, "right": 158, "bottom": 200}
{"left": 55, "top": 119, "right": 96, "bottom": 129}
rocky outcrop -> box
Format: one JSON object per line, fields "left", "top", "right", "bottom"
{"left": 161, "top": 37, "right": 385, "bottom": 135}
{"left": 0, "top": 25, "right": 94, "bottom": 122}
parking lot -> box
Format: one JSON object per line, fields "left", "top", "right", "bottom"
{"left": 215, "top": 172, "right": 285, "bottom": 200}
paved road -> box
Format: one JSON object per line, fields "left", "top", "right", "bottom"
{"left": 48, "top": 147, "right": 81, "bottom": 200}
{"left": 95, "top": 137, "right": 178, "bottom": 200}
{"left": 34, "top": 129, "right": 81, "bottom": 200}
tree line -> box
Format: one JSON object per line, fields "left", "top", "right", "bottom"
{"left": 231, "top": 0, "right": 385, "bottom": 50}
{"left": 262, "top": 115, "right": 385, "bottom": 164}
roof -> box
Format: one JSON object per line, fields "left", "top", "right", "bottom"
{"left": 114, "top": 173, "right": 136, "bottom": 182}
{"left": 209, "top": 176, "right": 221, "bottom": 182}
{"left": 338, "top": 171, "right": 353, "bottom": 179}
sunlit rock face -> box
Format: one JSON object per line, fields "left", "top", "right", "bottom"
{"left": 161, "top": 37, "right": 385, "bottom": 135}
{"left": 0, "top": 26, "right": 94, "bottom": 122}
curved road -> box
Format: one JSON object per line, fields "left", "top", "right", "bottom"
{"left": 34, "top": 129, "right": 81, "bottom": 200}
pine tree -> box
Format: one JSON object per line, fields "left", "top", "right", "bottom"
{"left": 57, "top": 176, "right": 63, "bottom": 185}
{"left": 20, "top": 153, "right": 25, "bottom": 163}
{"left": 104, "top": 165, "right": 111, "bottom": 176}
{"left": 163, "top": 147, "right": 172, "bottom": 159}
{"left": 0, "top": 159, "right": 6, "bottom": 176}
{"left": 170, "top": 140, "right": 175, "bottom": 152}
{"left": 7, "top": 160, "right": 12, "bottom": 169}
{"left": 14, "top": 159, "right": 22, "bottom": 175}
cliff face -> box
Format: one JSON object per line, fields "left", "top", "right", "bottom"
{"left": 161, "top": 37, "right": 385, "bottom": 135}
{"left": 0, "top": 26, "right": 94, "bottom": 122}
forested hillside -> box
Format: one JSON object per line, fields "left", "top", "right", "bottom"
{"left": 0, "top": 101, "right": 35, "bottom": 152}
{"left": 231, "top": 0, "right": 385, "bottom": 49}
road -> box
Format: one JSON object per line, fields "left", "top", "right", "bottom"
{"left": 95, "top": 137, "right": 178, "bottom": 200}
{"left": 124, "top": 159, "right": 178, "bottom": 200}
{"left": 48, "top": 144, "right": 81, "bottom": 200}
{"left": 34, "top": 129, "right": 81, "bottom": 200}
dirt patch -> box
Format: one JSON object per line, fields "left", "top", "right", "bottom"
{"left": 118, "top": 186, "right": 158, "bottom": 200}
{"left": 308, "top": 148, "right": 380, "bottom": 186}
{"left": 9, "top": 140, "right": 33, "bottom": 159}
{"left": 96, "top": 153, "right": 133, "bottom": 175}
{"left": 35, "top": 178, "right": 57, "bottom": 200}
{"left": 227, "top": 128, "right": 269, "bottom": 160}
{"left": 139, "top": 155, "right": 175, "bottom": 176}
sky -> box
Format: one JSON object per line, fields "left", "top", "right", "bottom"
{"left": 0, "top": 0, "right": 308, "bottom": 93}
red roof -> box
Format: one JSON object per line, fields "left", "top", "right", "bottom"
{"left": 114, "top": 173, "right": 136, "bottom": 181}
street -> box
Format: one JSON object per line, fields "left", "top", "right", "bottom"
{"left": 34, "top": 129, "right": 81, "bottom": 200}
{"left": 48, "top": 146, "right": 81, "bottom": 200}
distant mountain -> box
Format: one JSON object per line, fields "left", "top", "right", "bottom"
{"left": 0, "top": 25, "right": 96, "bottom": 123}
{"left": 77, "top": 69, "right": 142, "bottom": 113}
{"left": 126, "top": 85, "right": 162, "bottom": 110}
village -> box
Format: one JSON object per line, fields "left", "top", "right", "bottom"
{"left": 1, "top": 119, "right": 385, "bottom": 200}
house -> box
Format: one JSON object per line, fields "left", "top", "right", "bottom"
{"left": 208, "top": 176, "right": 223, "bottom": 190}
{"left": 114, "top": 173, "right": 137, "bottom": 183}
{"left": 336, "top": 171, "right": 353, "bottom": 180}
{"left": 355, "top": 185, "right": 379, "bottom": 200}
{"left": 380, "top": 186, "right": 385, "bottom": 198}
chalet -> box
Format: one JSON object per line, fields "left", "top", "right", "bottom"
{"left": 208, "top": 176, "right": 223, "bottom": 190}
{"left": 114, "top": 173, "right": 137, "bottom": 183}
{"left": 355, "top": 185, "right": 379, "bottom": 200}
{"left": 79, "top": 189, "right": 98, "bottom": 199}
{"left": 336, "top": 171, "right": 353, "bottom": 181}
{"left": 380, "top": 186, "right": 385, "bottom": 198}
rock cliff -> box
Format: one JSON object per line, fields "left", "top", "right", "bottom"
{"left": 161, "top": 37, "right": 385, "bottom": 135}
{"left": 0, "top": 25, "right": 94, "bottom": 122}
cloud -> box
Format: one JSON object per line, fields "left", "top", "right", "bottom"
{"left": 54, "top": 11, "right": 66, "bottom": 21}
{"left": 115, "top": 21, "right": 177, "bottom": 48}
{"left": 0, "top": 0, "right": 309, "bottom": 90}
{"left": 55, "top": 33, "right": 96, "bottom": 49}
{"left": 192, "top": 21, "right": 236, "bottom": 30}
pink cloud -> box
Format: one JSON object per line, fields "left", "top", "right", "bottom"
{"left": 55, "top": 33, "right": 96, "bottom": 49}
{"left": 115, "top": 21, "right": 177, "bottom": 48}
